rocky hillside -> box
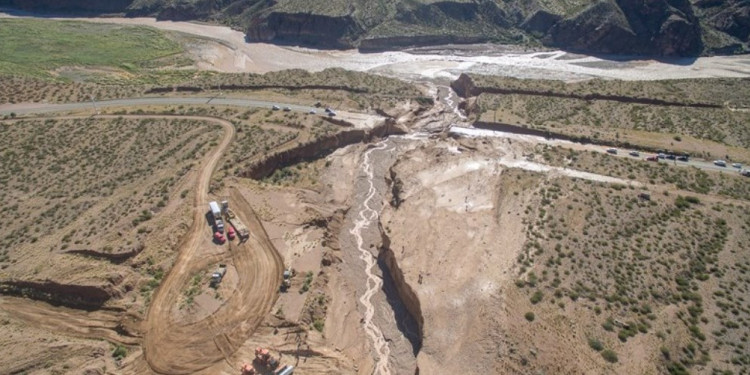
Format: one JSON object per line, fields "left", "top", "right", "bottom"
{"left": 2, "top": 0, "right": 748, "bottom": 56}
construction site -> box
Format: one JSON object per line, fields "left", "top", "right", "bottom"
{"left": 2, "top": 9, "right": 750, "bottom": 375}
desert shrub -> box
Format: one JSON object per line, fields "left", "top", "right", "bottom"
{"left": 525, "top": 312, "right": 535, "bottom": 322}
{"left": 588, "top": 338, "right": 604, "bottom": 352}
{"left": 601, "top": 349, "right": 618, "bottom": 363}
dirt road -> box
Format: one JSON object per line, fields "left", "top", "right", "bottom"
{"left": 126, "top": 115, "right": 279, "bottom": 374}
{"left": 0, "top": 113, "right": 283, "bottom": 374}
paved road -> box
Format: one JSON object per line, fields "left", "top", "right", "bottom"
{"left": 450, "top": 126, "right": 747, "bottom": 177}
{"left": 597, "top": 147, "right": 746, "bottom": 175}
{"left": 0, "top": 96, "right": 384, "bottom": 129}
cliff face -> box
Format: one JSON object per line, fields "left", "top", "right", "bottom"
{"left": 246, "top": 12, "right": 363, "bottom": 48}
{"left": 3, "top": 0, "right": 748, "bottom": 56}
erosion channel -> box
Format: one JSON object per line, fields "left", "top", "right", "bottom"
{"left": 340, "top": 137, "right": 426, "bottom": 375}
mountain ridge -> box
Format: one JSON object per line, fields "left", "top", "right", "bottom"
{"left": 1, "top": 0, "right": 748, "bottom": 56}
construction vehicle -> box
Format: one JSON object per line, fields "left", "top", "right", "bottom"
{"left": 210, "top": 264, "right": 227, "bottom": 286}
{"left": 240, "top": 363, "right": 256, "bottom": 375}
{"left": 209, "top": 201, "right": 225, "bottom": 233}
{"left": 222, "top": 200, "right": 250, "bottom": 241}
{"left": 214, "top": 231, "right": 226, "bottom": 244}
{"left": 280, "top": 268, "right": 293, "bottom": 292}
{"left": 254, "top": 347, "right": 280, "bottom": 370}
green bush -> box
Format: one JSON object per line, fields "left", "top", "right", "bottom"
{"left": 530, "top": 290, "right": 544, "bottom": 304}
{"left": 601, "top": 349, "right": 618, "bottom": 363}
{"left": 525, "top": 312, "right": 535, "bottom": 322}
{"left": 112, "top": 344, "right": 127, "bottom": 360}
{"left": 588, "top": 338, "right": 604, "bottom": 352}
{"left": 313, "top": 318, "right": 324, "bottom": 332}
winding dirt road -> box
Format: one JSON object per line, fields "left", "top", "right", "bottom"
{"left": 0, "top": 113, "right": 285, "bottom": 374}
{"left": 131, "top": 117, "right": 283, "bottom": 374}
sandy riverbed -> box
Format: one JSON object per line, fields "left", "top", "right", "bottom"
{"left": 2, "top": 11, "right": 750, "bottom": 82}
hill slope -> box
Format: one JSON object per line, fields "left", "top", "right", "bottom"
{"left": 2, "top": 0, "right": 749, "bottom": 56}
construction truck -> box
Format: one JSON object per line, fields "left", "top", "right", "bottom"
{"left": 254, "top": 347, "right": 280, "bottom": 370}
{"left": 210, "top": 264, "right": 227, "bottom": 287}
{"left": 222, "top": 200, "right": 250, "bottom": 241}
{"left": 214, "top": 231, "right": 226, "bottom": 244}
{"left": 209, "top": 201, "right": 225, "bottom": 233}
{"left": 280, "top": 268, "right": 293, "bottom": 292}
{"left": 240, "top": 363, "right": 256, "bottom": 375}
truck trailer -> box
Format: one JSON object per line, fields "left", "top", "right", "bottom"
{"left": 209, "top": 201, "right": 225, "bottom": 232}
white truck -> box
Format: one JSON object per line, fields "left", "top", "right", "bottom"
{"left": 209, "top": 201, "right": 225, "bottom": 233}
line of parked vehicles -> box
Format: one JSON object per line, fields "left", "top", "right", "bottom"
{"left": 271, "top": 101, "right": 336, "bottom": 116}
{"left": 606, "top": 147, "right": 748, "bottom": 175}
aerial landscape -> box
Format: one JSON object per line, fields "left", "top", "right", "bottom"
{"left": 1, "top": 1, "right": 750, "bottom": 374}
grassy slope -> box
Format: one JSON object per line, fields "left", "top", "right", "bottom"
{"left": 0, "top": 18, "right": 183, "bottom": 78}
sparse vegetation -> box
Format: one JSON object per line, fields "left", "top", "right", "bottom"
{"left": 525, "top": 312, "right": 535, "bottom": 322}
{"left": 511, "top": 165, "right": 750, "bottom": 373}
{"left": 601, "top": 349, "right": 618, "bottom": 363}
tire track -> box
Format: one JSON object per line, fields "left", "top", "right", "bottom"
{"left": 349, "top": 141, "right": 393, "bottom": 375}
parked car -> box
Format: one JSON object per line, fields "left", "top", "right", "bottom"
{"left": 666, "top": 154, "right": 676, "bottom": 160}
{"left": 732, "top": 162, "right": 742, "bottom": 168}
{"left": 328, "top": 111, "right": 337, "bottom": 117}
{"left": 308, "top": 109, "right": 316, "bottom": 114}
{"left": 629, "top": 151, "right": 640, "bottom": 157}
{"left": 283, "top": 106, "right": 291, "bottom": 112}
{"left": 677, "top": 155, "right": 689, "bottom": 162}
{"left": 272, "top": 105, "right": 280, "bottom": 110}
{"left": 714, "top": 160, "right": 727, "bottom": 167}
{"left": 646, "top": 155, "right": 658, "bottom": 162}
{"left": 657, "top": 153, "right": 666, "bottom": 159}
{"left": 606, "top": 148, "right": 618, "bottom": 154}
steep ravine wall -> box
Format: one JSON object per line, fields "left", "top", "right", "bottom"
{"left": 0, "top": 277, "right": 128, "bottom": 310}
{"left": 450, "top": 73, "right": 723, "bottom": 108}
{"left": 378, "top": 222, "right": 424, "bottom": 353}
{"left": 240, "top": 119, "right": 402, "bottom": 180}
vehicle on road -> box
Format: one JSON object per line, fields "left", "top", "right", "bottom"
{"left": 606, "top": 148, "right": 618, "bottom": 154}
{"left": 646, "top": 155, "right": 658, "bottom": 162}
{"left": 283, "top": 106, "right": 291, "bottom": 112}
{"left": 677, "top": 155, "right": 689, "bottom": 162}
{"left": 732, "top": 162, "right": 742, "bottom": 168}
{"left": 209, "top": 201, "right": 225, "bottom": 233}
{"left": 666, "top": 154, "right": 676, "bottom": 160}
{"left": 308, "top": 109, "right": 316, "bottom": 114}
{"left": 272, "top": 105, "right": 280, "bottom": 110}
{"left": 328, "top": 111, "right": 336, "bottom": 117}
{"left": 214, "top": 231, "right": 226, "bottom": 244}
{"left": 741, "top": 169, "right": 750, "bottom": 177}
{"left": 211, "top": 264, "right": 227, "bottom": 286}
{"left": 223, "top": 200, "right": 250, "bottom": 242}
{"left": 629, "top": 151, "right": 639, "bottom": 157}
{"left": 714, "top": 160, "right": 727, "bottom": 167}
{"left": 324, "top": 107, "right": 332, "bottom": 113}
{"left": 658, "top": 153, "right": 666, "bottom": 159}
